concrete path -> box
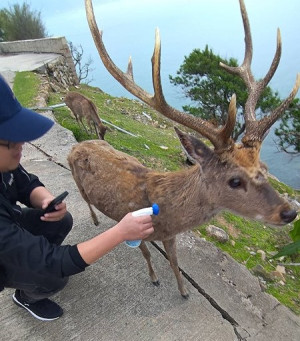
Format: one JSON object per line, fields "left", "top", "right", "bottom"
{"left": 0, "top": 67, "right": 299, "bottom": 341}
{"left": 0, "top": 53, "right": 60, "bottom": 73}
{"left": 0, "top": 53, "right": 60, "bottom": 89}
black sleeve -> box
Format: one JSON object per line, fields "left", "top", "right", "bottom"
{"left": 69, "top": 245, "right": 89, "bottom": 269}
{"left": 0, "top": 207, "right": 88, "bottom": 278}
{"left": 13, "top": 165, "right": 45, "bottom": 207}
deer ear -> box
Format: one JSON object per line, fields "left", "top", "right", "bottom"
{"left": 174, "top": 127, "right": 214, "bottom": 164}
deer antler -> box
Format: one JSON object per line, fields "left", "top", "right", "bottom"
{"left": 85, "top": 0, "right": 299, "bottom": 154}
{"left": 85, "top": 0, "right": 236, "bottom": 152}
{"left": 220, "top": 0, "right": 300, "bottom": 147}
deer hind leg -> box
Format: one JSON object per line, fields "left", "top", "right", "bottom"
{"left": 139, "top": 241, "right": 159, "bottom": 286}
{"left": 92, "top": 121, "right": 102, "bottom": 140}
{"left": 77, "top": 116, "right": 90, "bottom": 135}
{"left": 72, "top": 112, "right": 89, "bottom": 135}
{"left": 162, "top": 237, "right": 189, "bottom": 298}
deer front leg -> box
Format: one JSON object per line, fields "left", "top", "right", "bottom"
{"left": 163, "top": 237, "right": 189, "bottom": 298}
{"left": 139, "top": 241, "right": 159, "bottom": 286}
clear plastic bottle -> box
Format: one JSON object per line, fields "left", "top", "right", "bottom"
{"left": 125, "top": 203, "right": 160, "bottom": 248}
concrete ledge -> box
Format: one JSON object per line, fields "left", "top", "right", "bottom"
{"left": 0, "top": 53, "right": 61, "bottom": 73}
{"left": 0, "top": 37, "right": 78, "bottom": 85}
{"left": 1, "top": 37, "right": 68, "bottom": 54}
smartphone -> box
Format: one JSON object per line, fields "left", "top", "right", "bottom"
{"left": 43, "top": 191, "right": 69, "bottom": 213}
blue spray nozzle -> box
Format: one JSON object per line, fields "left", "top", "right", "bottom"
{"left": 126, "top": 203, "right": 160, "bottom": 248}
{"left": 152, "top": 203, "right": 160, "bottom": 215}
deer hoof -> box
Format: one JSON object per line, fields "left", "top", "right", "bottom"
{"left": 181, "top": 293, "right": 189, "bottom": 299}
{"left": 152, "top": 280, "right": 160, "bottom": 287}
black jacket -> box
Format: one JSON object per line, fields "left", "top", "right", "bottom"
{"left": 0, "top": 165, "right": 87, "bottom": 291}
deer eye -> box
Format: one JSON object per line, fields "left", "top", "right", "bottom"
{"left": 228, "top": 177, "right": 242, "bottom": 188}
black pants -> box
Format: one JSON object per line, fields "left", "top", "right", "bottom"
{"left": 4, "top": 208, "right": 73, "bottom": 303}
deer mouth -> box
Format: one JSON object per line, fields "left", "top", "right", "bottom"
{"left": 256, "top": 208, "right": 297, "bottom": 227}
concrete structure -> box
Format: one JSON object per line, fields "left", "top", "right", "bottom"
{"left": 0, "top": 37, "right": 78, "bottom": 86}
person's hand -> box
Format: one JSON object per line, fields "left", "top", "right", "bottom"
{"left": 77, "top": 212, "right": 154, "bottom": 264}
{"left": 41, "top": 198, "right": 67, "bottom": 222}
{"left": 116, "top": 212, "right": 154, "bottom": 241}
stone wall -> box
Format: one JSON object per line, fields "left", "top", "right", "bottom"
{"left": 45, "top": 55, "right": 78, "bottom": 92}
{"left": 0, "top": 36, "right": 79, "bottom": 88}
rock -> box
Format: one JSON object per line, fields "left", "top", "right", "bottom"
{"left": 276, "top": 265, "right": 286, "bottom": 275}
{"left": 271, "top": 265, "right": 286, "bottom": 282}
{"left": 271, "top": 270, "right": 286, "bottom": 282}
{"left": 206, "top": 225, "right": 229, "bottom": 243}
{"left": 252, "top": 264, "right": 276, "bottom": 282}
{"left": 45, "top": 56, "right": 77, "bottom": 90}
{"left": 257, "top": 250, "right": 266, "bottom": 261}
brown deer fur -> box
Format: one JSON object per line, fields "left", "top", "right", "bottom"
{"left": 67, "top": 0, "right": 299, "bottom": 297}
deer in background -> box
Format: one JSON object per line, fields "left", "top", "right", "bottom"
{"left": 64, "top": 91, "right": 107, "bottom": 140}
{"left": 68, "top": 0, "right": 299, "bottom": 298}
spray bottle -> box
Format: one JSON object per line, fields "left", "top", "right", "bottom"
{"left": 126, "top": 203, "right": 160, "bottom": 248}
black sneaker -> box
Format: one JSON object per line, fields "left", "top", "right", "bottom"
{"left": 12, "top": 290, "right": 63, "bottom": 321}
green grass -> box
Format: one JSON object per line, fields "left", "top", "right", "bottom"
{"left": 48, "top": 84, "right": 184, "bottom": 171}
{"left": 14, "top": 71, "right": 300, "bottom": 315}
{"left": 198, "top": 212, "right": 300, "bottom": 314}
{"left": 269, "top": 177, "right": 298, "bottom": 197}
{"left": 13, "top": 71, "right": 39, "bottom": 107}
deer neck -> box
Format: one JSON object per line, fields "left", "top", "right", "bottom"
{"left": 148, "top": 164, "right": 219, "bottom": 230}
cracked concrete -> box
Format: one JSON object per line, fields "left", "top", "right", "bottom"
{"left": 0, "top": 65, "right": 300, "bottom": 340}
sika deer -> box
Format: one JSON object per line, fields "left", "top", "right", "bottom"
{"left": 64, "top": 91, "right": 107, "bottom": 140}
{"left": 68, "top": 0, "right": 299, "bottom": 297}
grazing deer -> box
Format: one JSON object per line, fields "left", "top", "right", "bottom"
{"left": 68, "top": 0, "right": 299, "bottom": 298}
{"left": 64, "top": 91, "right": 107, "bottom": 140}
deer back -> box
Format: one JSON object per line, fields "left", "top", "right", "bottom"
{"left": 68, "top": 140, "right": 151, "bottom": 221}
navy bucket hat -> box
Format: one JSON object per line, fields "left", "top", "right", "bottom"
{"left": 0, "top": 74, "right": 54, "bottom": 142}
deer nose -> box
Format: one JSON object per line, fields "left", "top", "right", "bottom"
{"left": 280, "top": 209, "right": 297, "bottom": 223}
